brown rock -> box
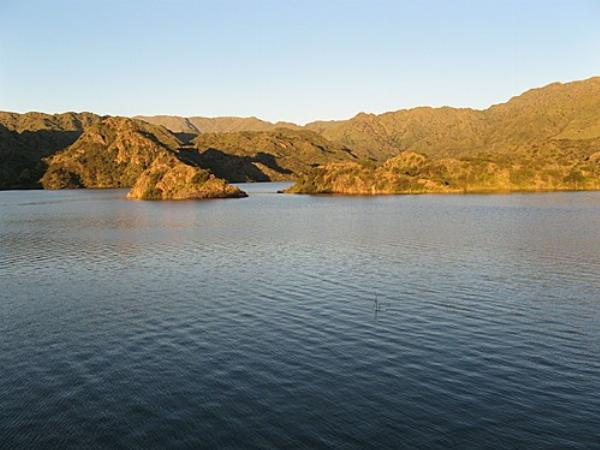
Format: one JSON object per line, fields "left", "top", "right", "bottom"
{"left": 127, "top": 153, "right": 247, "bottom": 200}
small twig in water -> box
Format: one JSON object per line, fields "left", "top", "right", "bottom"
{"left": 373, "top": 292, "right": 385, "bottom": 312}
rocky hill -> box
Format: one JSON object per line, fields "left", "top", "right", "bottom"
{"left": 286, "top": 77, "right": 600, "bottom": 194}
{"left": 40, "top": 116, "right": 246, "bottom": 200}
{"left": 305, "top": 108, "right": 486, "bottom": 161}
{"left": 136, "top": 77, "right": 600, "bottom": 169}
{"left": 41, "top": 117, "right": 180, "bottom": 189}
{"left": 0, "top": 112, "right": 353, "bottom": 191}
{"left": 304, "top": 77, "right": 600, "bottom": 161}
{"left": 287, "top": 143, "right": 600, "bottom": 195}
{"left": 0, "top": 111, "right": 102, "bottom": 188}
{"left": 127, "top": 152, "right": 247, "bottom": 200}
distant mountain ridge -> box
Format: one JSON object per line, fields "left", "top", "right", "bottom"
{"left": 134, "top": 115, "right": 300, "bottom": 134}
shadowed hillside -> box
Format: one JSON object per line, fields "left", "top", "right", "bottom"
{"left": 41, "top": 117, "right": 181, "bottom": 189}
{"left": 0, "top": 111, "right": 102, "bottom": 188}
{"left": 190, "top": 128, "right": 357, "bottom": 182}
{"left": 136, "top": 77, "right": 600, "bottom": 171}
{"left": 127, "top": 151, "right": 247, "bottom": 200}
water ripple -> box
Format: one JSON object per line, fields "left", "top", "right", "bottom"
{"left": 1, "top": 187, "right": 600, "bottom": 448}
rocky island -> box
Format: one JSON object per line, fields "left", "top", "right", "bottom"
{"left": 127, "top": 152, "right": 246, "bottom": 200}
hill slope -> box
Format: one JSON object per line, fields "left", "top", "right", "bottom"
{"left": 127, "top": 151, "right": 247, "bottom": 200}
{"left": 287, "top": 77, "right": 600, "bottom": 193}
{"left": 304, "top": 77, "right": 600, "bottom": 161}
{"left": 189, "top": 128, "right": 357, "bottom": 182}
{"left": 41, "top": 117, "right": 180, "bottom": 189}
{"left": 137, "top": 77, "right": 600, "bottom": 167}
{"left": 0, "top": 111, "right": 102, "bottom": 188}
{"left": 41, "top": 117, "right": 246, "bottom": 199}
{"left": 287, "top": 144, "right": 600, "bottom": 195}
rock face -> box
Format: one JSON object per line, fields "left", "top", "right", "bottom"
{"left": 286, "top": 148, "right": 600, "bottom": 195}
{"left": 127, "top": 152, "right": 247, "bottom": 200}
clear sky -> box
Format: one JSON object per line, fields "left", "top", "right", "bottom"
{"left": 1, "top": 0, "right": 599, "bottom": 124}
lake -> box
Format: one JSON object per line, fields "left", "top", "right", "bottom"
{"left": 1, "top": 183, "right": 599, "bottom": 448}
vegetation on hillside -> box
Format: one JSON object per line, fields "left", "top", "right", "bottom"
{"left": 2, "top": 76, "right": 600, "bottom": 196}
{"left": 127, "top": 152, "right": 247, "bottom": 200}
{"left": 40, "top": 117, "right": 180, "bottom": 189}
{"left": 191, "top": 128, "right": 356, "bottom": 182}
{"left": 287, "top": 144, "right": 600, "bottom": 195}
{"left": 304, "top": 77, "right": 600, "bottom": 161}
{"left": 38, "top": 116, "right": 246, "bottom": 200}
{"left": 0, "top": 111, "right": 102, "bottom": 188}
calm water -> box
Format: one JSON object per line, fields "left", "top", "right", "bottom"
{"left": 1, "top": 183, "right": 600, "bottom": 449}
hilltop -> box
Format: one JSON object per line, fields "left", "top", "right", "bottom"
{"left": 133, "top": 77, "right": 600, "bottom": 166}
{"left": 0, "top": 112, "right": 357, "bottom": 190}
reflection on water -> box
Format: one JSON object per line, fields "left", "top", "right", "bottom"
{"left": 1, "top": 184, "right": 600, "bottom": 448}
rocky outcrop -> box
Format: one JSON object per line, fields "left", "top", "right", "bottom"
{"left": 127, "top": 152, "right": 246, "bottom": 200}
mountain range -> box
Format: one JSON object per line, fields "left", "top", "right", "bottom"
{"left": 1, "top": 76, "right": 600, "bottom": 198}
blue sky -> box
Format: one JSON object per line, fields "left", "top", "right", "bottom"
{"left": 1, "top": 0, "right": 599, "bottom": 124}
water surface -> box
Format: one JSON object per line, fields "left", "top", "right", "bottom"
{"left": 1, "top": 183, "right": 600, "bottom": 448}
